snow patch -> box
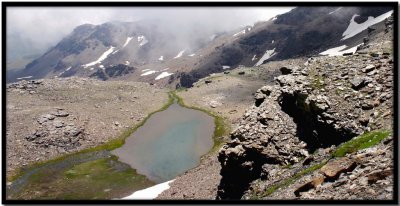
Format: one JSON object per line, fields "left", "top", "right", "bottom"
{"left": 158, "top": 56, "right": 164, "bottom": 61}
{"left": 174, "top": 50, "right": 185, "bottom": 59}
{"left": 99, "top": 65, "right": 105, "bottom": 70}
{"left": 59, "top": 67, "right": 72, "bottom": 75}
{"left": 122, "top": 180, "right": 175, "bottom": 200}
{"left": 222, "top": 65, "right": 230, "bottom": 69}
{"left": 271, "top": 40, "right": 275, "bottom": 44}
{"left": 252, "top": 55, "right": 257, "bottom": 61}
{"left": 329, "top": 7, "right": 342, "bottom": 15}
{"left": 188, "top": 53, "right": 196, "bottom": 57}
{"left": 155, "top": 72, "right": 173, "bottom": 80}
{"left": 82, "top": 47, "right": 115, "bottom": 68}
{"left": 141, "top": 70, "right": 157, "bottom": 76}
{"left": 161, "top": 68, "right": 170, "bottom": 71}
{"left": 255, "top": 48, "right": 276, "bottom": 66}
{"left": 233, "top": 30, "right": 246, "bottom": 37}
{"left": 142, "top": 69, "right": 150, "bottom": 72}
{"left": 320, "top": 44, "right": 362, "bottom": 56}
{"left": 112, "top": 49, "right": 119, "bottom": 55}
{"left": 125, "top": 61, "right": 130, "bottom": 65}
{"left": 341, "top": 10, "right": 393, "bottom": 40}
{"left": 122, "top": 37, "right": 133, "bottom": 48}
{"left": 16, "top": 76, "right": 33, "bottom": 80}
{"left": 137, "top": 35, "right": 149, "bottom": 47}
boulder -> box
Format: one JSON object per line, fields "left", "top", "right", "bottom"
{"left": 320, "top": 157, "right": 357, "bottom": 179}
{"left": 294, "top": 174, "right": 325, "bottom": 197}
{"left": 350, "top": 77, "right": 366, "bottom": 90}
{"left": 362, "top": 65, "right": 375, "bottom": 73}
{"left": 367, "top": 169, "right": 393, "bottom": 184}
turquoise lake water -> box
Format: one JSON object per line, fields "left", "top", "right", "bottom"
{"left": 111, "top": 103, "right": 215, "bottom": 183}
{"left": 7, "top": 101, "right": 215, "bottom": 199}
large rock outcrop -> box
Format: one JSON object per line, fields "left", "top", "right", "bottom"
{"left": 217, "top": 30, "right": 394, "bottom": 199}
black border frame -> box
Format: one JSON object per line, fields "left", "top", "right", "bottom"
{"left": 1, "top": 1, "right": 398, "bottom": 205}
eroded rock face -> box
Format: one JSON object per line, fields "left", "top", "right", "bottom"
{"left": 217, "top": 33, "right": 394, "bottom": 199}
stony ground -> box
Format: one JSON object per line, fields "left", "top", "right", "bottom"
{"left": 217, "top": 25, "right": 394, "bottom": 200}
{"left": 5, "top": 14, "right": 395, "bottom": 201}
{"left": 158, "top": 58, "right": 308, "bottom": 199}
{"left": 6, "top": 77, "right": 168, "bottom": 177}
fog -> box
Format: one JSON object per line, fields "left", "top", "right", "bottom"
{"left": 6, "top": 7, "right": 294, "bottom": 62}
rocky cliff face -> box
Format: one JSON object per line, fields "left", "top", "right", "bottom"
{"left": 216, "top": 15, "right": 394, "bottom": 199}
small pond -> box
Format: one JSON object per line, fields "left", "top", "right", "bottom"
{"left": 7, "top": 98, "right": 215, "bottom": 199}
{"left": 112, "top": 102, "right": 215, "bottom": 183}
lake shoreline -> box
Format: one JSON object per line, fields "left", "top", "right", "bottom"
{"left": 7, "top": 90, "right": 227, "bottom": 200}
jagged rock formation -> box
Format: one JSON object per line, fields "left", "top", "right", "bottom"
{"left": 89, "top": 64, "right": 136, "bottom": 80}
{"left": 217, "top": 22, "right": 394, "bottom": 199}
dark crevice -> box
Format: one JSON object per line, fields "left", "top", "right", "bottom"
{"left": 216, "top": 150, "right": 274, "bottom": 200}
{"left": 278, "top": 92, "right": 357, "bottom": 153}
{"left": 255, "top": 98, "right": 264, "bottom": 107}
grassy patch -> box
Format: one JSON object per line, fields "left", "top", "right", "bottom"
{"left": 258, "top": 161, "right": 327, "bottom": 198}
{"left": 308, "top": 67, "right": 326, "bottom": 90}
{"left": 171, "top": 91, "right": 230, "bottom": 153}
{"left": 254, "top": 130, "right": 391, "bottom": 199}
{"left": 9, "top": 156, "right": 154, "bottom": 200}
{"left": 311, "top": 76, "right": 325, "bottom": 90}
{"left": 332, "top": 130, "right": 391, "bottom": 158}
{"left": 8, "top": 92, "right": 175, "bottom": 182}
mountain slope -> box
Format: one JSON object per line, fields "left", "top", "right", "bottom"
{"left": 177, "top": 6, "right": 393, "bottom": 87}
{"left": 8, "top": 6, "right": 393, "bottom": 89}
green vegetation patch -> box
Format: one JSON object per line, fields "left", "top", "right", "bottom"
{"left": 9, "top": 92, "right": 175, "bottom": 182}
{"left": 253, "top": 130, "right": 391, "bottom": 199}
{"left": 332, "top": 130, "right": 391, "bottom": 158}
{"left": 256, "top": 161, "right": 327, "bottom": 199}
{"left": 9, "top": 156, "right": 153, "bottom": 200}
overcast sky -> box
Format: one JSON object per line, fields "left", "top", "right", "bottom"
{"left": 7, "top": 7, "right": 294, "bottom": 60}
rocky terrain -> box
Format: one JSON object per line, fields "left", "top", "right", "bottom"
{"left": 217, "top": 19, "right": 394, "bottom": 200}
{"left": 5, "top": 5, "right": 396, "bottom": 201}
{"left": 6, "top": 77, "right": 168, "bottom": 177}
{"left": 158, "top": 12, "right": 395, "bottom": 200}
{"left": 158, "top": 57, "right": 309, "bottom": 199}
{"left": 8, "top": 7, "right": 393, "bottom": 91}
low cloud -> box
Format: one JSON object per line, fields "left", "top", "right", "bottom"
{"left": 6, "top": 6, "right": 294, "bottom": 61}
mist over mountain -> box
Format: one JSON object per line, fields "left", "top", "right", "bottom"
{"left": 6, "top": 7, "right": 293, "bottom": 69}
{"left": 6, "top": 6, "right": 393, "bottom": 88}
{"left": 5, "top": 4, "right": 395, "bottom": 201}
